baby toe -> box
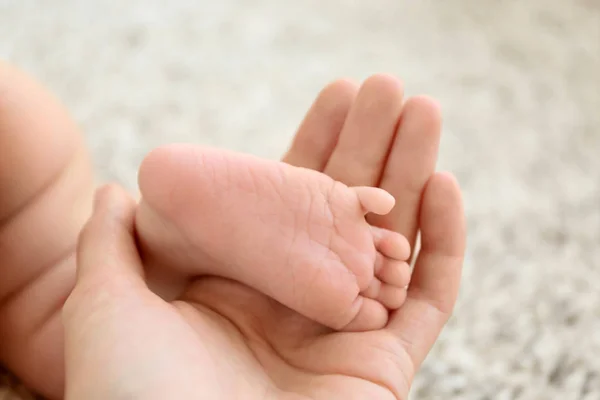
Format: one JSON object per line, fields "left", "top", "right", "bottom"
{"left": 361, "top": 277, "right": 382, "bottom": 299}
{"left": 377, "top": 284, "right": 407, "bottom": 310}
{"left": 371, "top": 226, "right": 410, "bottom": 261}
{"left": 376, "top": 258, "right": 411, "bottom": 288}
{"left": 341, "top": 297, "right": 389, "bottom": 332}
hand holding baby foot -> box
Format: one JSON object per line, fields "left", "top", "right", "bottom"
{"left": 110, "top": 74, "right": 464, "bottom": 399}
{"left": 0, "top": 67, "right": 464, "bottom": 400}
{"left": 65, "top": 165, "right": 464, "bottom": 399}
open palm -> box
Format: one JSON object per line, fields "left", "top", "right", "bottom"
{"left": 64, "top": 76, "right": 465, "bottom": 400}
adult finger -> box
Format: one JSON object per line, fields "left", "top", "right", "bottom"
{"left": 66, "top": 184, "right": 145, "bottom": 311}
{"left": 323, "top": 74, "right": 405, "bottom": 186}
{"left": 63, "top": 184, "right": 146, "bottom": 389}
{"left": 283, "top": 79, "right": 357, "bottom": 171}
{"left": 387, "top": 172, "right": 466, "bottom": 368}
{"left": 367, "top": 96, "right": 442, "bottom": 249}
{"left": 63, "top": 185, "right": 201, "bottom": 399}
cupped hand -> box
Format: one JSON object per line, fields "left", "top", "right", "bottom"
{"left": 65, "top": 173, "right": 462, "bottom": 399}
{"left": 64, "top": 75, "right": 465, "bottom": 399}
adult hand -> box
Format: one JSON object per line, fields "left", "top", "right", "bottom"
{"left": 64, "top": 75, "right": 465, "bottom": 399}
{"left": 66, "top": 176, "right": 463, "bottom": 399}
{"left": 64, "top": 185, "right": 231, "bottom": 399}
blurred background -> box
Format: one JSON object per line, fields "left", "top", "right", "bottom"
{"left": 1, "top": 0, "right": 599, "bottom": 398}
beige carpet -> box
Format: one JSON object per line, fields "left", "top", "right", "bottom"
{"left": 1, "top": 0, "right": 599, "bottom": 398}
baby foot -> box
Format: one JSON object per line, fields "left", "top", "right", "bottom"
{"left": 135, "top": 144, "right": 411, "bottom": 331}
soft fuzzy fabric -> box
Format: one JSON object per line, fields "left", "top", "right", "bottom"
{"left": 1, "top": 0, "right": 599, "bottom": 398}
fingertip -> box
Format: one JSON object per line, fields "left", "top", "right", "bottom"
{"left": 423, "top": 171, "right": 462, "bottom": 206}
{"left": 433, "top": 171, "right": 460, "bottom": 188}
{"left": 80, "top": 184, "right": 134, "bottom": 261}
{"left": 319, "top": 78, "right": 359, "bottom": 104}
{"left": 91, "top": 184, "right": 136, "bottom": 221}
{"left": 283, "top": 79, "right": 358, "bottom": 170}
{"left": 426, "top": 172, "right": 462, "bottom": 208}
{"left": 77, "top": 184, "right": 142, "bottom": 287}
{"left": 362, "top": 73, "right": 405, "bottom": 96}
{"left": 423, "top": 172, "right": 463, "bottom": 210}
{"left": 421, "top": 172, "right": 465, "bottom": 254}
{"left": 407, "top": 95, "right": 441, "bottom": 113}
{"left": 403, "top": 95, "right": 442, "bottom": 128}
{"left": 138, "top": 146, "right": 171, "bottom": 196}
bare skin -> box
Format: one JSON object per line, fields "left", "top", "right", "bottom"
{"left": 136, "top": 145, "right": 412, "bottom": 332}
{"left": 0, "top": 65, "right": 465, "bottom": 400}
{"left": 0, "top": 61, "right": 94, "bottom": 397}
{"left": 66, "top": 170, "right": 464, "bottom": 400}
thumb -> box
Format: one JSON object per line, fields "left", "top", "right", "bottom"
{"left": 61, "top": 185, "right": 159, "bottom": 399}
{"left": 62, "top": 185, "right": 204, "bottom": 400}
{"left": 63, "top": 184, "right": 147, "bottom": 328}
{"left": 75, "top": 184, "right": 145, "bottom": 289}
